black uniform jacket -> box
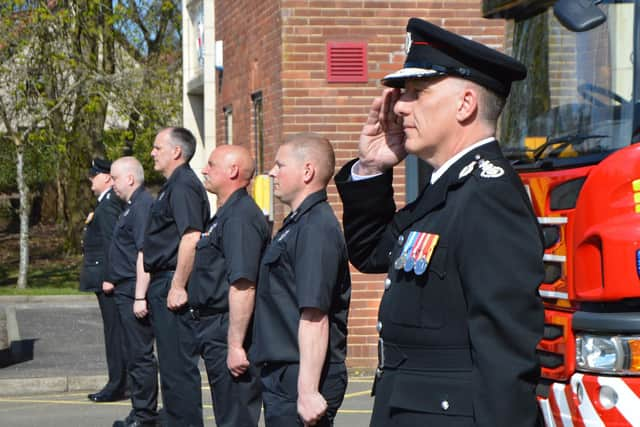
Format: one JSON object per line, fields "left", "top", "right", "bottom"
{"left": 80, "top": 188, "right": 124, "bottom": 292}
{"left": 335, "top": 141, "right": 544, "bottom": 427}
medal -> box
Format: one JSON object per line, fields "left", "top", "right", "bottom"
{"left": 414, "top": 258, "right": 428, "bottom": 275}
{"left": 394, "top": 231, "right": 418, "bottom": 270}
{"left": 394, "top": 255, "right": 406, "bottom": 270}
{"left": 414, "top": 233, "right": 440, "bottom": 275}
{"left": 404, "top": 232, "right": 426, "bottom": 273}
{"left": 403, "top": 256, "right": 415, "bottom": 272}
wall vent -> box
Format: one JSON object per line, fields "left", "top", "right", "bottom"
{"left": 326, "top": 42, "right": 368, "bottom": 83}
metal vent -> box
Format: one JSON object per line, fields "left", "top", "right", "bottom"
{"left": 326, "top": 42, "right": 368, "bottom": 83}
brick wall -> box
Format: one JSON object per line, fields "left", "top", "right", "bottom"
{"left": 216, "top": 0, "right": 506, "bottom": 368}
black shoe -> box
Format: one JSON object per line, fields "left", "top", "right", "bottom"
{"left": 87, "top": 389, "right": 128, "bottom": 402}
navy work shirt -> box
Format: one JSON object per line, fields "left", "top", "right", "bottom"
{"left": 143, "top": 164, "right": 210, "bottom": 273}
{"left": 188, "top": 188, "right": 270, "bottom": 312}
{"left": 251, "top": 190, "right": 351, "bottom": 365}
{"left": 107, "top": 186, "right": 154, "bottom": 294}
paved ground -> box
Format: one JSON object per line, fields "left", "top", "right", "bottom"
{"left": 0, "top": 296, "right": 374, "bottom": 426}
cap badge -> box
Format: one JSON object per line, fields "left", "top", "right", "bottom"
{"left": 458, "top": 161, "right": 476, "bottom": 179}
{"left": 405, "top": 31, "right": 412, "bottom": 54}
{"left": 479, "top": 159, "right": 504, "bottom": 178}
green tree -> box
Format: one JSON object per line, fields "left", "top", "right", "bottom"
{"left": 0, "top": 0, "right": 182, "bottom": 287}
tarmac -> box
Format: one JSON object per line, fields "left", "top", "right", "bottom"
{"left": 0, "top": 295, "right": 374, "bottom": 426}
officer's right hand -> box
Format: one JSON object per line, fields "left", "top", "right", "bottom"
{"left": 167, "top": 286, "right": 188, "bottom": 310}
{"left": 102, "top": 281, "right": 115, "bottom": 294}
{"left": 133, "top": 300, "right": 148, "bottom": 318}
{"left": 227, "top": 346, "right": 250, "bottom": 377}
{"left": 298, "top": 390, "right": 328, "bottom": 426}
{"left": 356, "top": 88, "right": 407, "bottom": 175}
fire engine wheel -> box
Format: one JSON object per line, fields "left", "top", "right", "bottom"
{"left": 578, "top": 83, "right": 629, "bottom": 108}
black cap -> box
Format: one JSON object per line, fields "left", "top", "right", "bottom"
{"left": 88, "top": 158, "right": 112, "bottom": 176}
{"left": 382, "top": 18, "right": 526, "bottom": 97}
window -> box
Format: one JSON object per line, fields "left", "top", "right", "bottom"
{"left": 223, "top": 106, "right": 233, "bottom": 145}
{"left": 251, "top": 92, "right": 264, "bottom": 173}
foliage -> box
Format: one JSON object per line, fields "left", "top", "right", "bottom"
{"left": 0, "top": 0, "right": 182, "bottom": 253}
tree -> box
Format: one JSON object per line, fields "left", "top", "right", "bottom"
{"left": 0, "top": 0, "right": 182, "bottom": 286}
{"left": 0, "top": 1, "right": 81, "bottom": 288}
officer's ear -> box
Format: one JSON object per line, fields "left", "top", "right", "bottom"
{"left": 456, "top": 84, "right": 479, "bottom": 124}
{"left": 172, "top": 144, "right": 183, "bottom": 161}
{"left": 228, "top": 164, "right": 240, "bottom": 180}
{"left": 302, "top": 161, "right": 315, "bottom": 184}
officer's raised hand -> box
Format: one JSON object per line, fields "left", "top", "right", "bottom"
{"left": 355, "top": 88, "right": 407, "bottom": 175}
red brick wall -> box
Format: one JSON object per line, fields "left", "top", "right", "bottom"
{"left": 216, "top": 0, "right": 506, "bottom": 368}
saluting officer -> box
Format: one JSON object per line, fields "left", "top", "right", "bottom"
{"left": 81, "top": 158, "right": 128, "bottom": 403}
{"left": 107, "top": 157, "right": 158, "bottom": 427}
{"left": 187, "top": 145, "right": 269, "bottom": 427}
{"left": 335, "top": 18, "right": 544, "bottom": 427}
{"left": 251, "top": 133, "right": 351, "bottom": 427}
{"left": 143, "top": 127, "right": 210, "bottom": 427}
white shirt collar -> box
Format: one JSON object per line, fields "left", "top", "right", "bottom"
{"left": 97, "top": 188, "right": 111, "bottom": 202}
{"left": 430, "top": 137, "right": 496, "bottom": 184}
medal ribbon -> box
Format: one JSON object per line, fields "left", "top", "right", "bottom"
{"left": 401, "top": 231, "right": 419, "bottom": 258}
{"left": 420, "top": 234, "right": 440, "bottom": 264}
{"left": 410, "top": 233, "right": 428, "bottom": 262}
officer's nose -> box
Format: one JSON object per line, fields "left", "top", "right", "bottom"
{"left": 268, "top": 165, "right": 278, "bottom": 177}
{"left": 393, "top": 97, "right": 410, "bottom": 117}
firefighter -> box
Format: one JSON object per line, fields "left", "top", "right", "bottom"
{"left": 81, "top": 157, "right": 128, "bottom": 403}
{"left": 143, "top": 127, "right": 210, "bottom": 427}
{"left": 251, "top": 133, "right": 352, "bottom": 426}
{"left": 187, "top": 145, "right": 269, "bottom": 426}
{"left": 108, "top": 157, "right": 158, "bottom": 427}
{"left": 335, "top": 18, "right": 545, "bottom": 427}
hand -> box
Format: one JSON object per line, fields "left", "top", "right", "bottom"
{"left": 227, "top": 346, "right": 250, "bottom": 377}
{"left": 357, "top": 88, "right": 407, "bottom": 175}
{"left": 297, "top": 391, "right": 328, "bottom": 426}
{"left": 102, "top": 281, "right": 115, "bottom": 294}
{"left": 167, "top": 286, "right": 188, "bottom": 311}
{"left": 133, "top": 300, "right": 148, "bottom": 318}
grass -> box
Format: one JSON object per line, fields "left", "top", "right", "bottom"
{"left": 0, "top": 224, "right": 83, "bottom": 295}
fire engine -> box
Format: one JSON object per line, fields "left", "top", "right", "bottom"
{"left": 482, "top": 0, "right": 639, "bottom": 425}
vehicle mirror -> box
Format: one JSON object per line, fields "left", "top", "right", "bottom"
{"left": 553, "top": 0, "right": 606, "bottom": 32}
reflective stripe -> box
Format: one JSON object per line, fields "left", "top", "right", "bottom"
{"left": 571, "top": 373, "right": 604, "bottom": 427}
{"left": 538, "top": 216, "right": 569, "bottom": 225}
{"left": 539, "top": 290, "right": 569, "bottom": 299}
{"left": 543, "top": 254, "right": 567, "bottom": 262}
{"left": 538, "top": 397, "right": 558, "bottom": 427}
{"left": 552, "top": 383, "right": 574, "bottom": 427}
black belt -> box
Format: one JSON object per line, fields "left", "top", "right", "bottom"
{"left": 150, "top": 270, "right": 175, "bottom": 281}
{"left": 188, "top": 306, "right": 226, "bottom": 320}
{"left": 378, "top": 339, "right": 472, "bottom": 372}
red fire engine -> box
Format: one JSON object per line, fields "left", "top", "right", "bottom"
{"left": 483, "top": 0, "right": 640, "bottom": 425}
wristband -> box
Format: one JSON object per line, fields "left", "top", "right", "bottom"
{"left": 135, "top": 297, "right": 146, "bottom": 301}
